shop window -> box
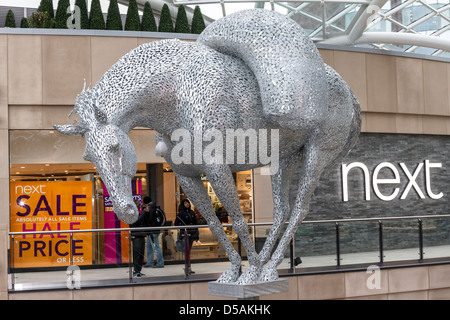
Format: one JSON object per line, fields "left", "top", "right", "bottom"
{"left": 9, "top": 129, "right": 254, "bottom": 273}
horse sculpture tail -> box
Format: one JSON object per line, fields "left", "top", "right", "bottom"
{"left": 197, "top": 8, "right": 328, "bottom": 131}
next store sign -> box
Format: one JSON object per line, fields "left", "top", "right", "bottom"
{"left": 342, "top": 160, "right": 443, "bottom": 202}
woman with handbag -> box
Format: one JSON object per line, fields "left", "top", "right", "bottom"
{"left": 175, "top": 198, "right": 199, "bottom": 274}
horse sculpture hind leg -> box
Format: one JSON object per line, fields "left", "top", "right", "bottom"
{"left": 258, "top": 149, "right": 302, "bottom": 266}
{"left": 260, "top": 133, "right": 345, "bottom": 281}
{"left": 260, "top": 66, "right": 361, "bottom": 282}
{"left": 175, "top": 173, "right": 242, "bottom": 283}
{"left": 204, "top": 164, "right": 261, "bottom": 285}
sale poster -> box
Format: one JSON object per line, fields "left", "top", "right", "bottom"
{"left": 103, "top": 179, "right": 142, "bottom": 264}
{"left": 10, "top": 181, "right": 93, "bottom": 268}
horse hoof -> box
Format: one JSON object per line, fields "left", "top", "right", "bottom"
{"left": 259, "top": 267, "right": 279, "bottom": 282}
{"left": 216, "top": 265, "right": 240, "bottom": 283}
{"left": 236, "top": 265, "right": 260, "bottom": 285}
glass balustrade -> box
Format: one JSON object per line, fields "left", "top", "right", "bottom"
{"left": 8, "top": 216, "right": 450, "bottom": 291}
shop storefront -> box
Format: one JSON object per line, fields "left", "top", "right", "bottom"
{"left": 296, "top": 132, "right": 450, "bottom": 257}
{"left": 9, "top": 128, "right": 255, "bottom": 270}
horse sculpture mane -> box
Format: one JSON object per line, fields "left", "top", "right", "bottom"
{"left": 55, "top": 9, "right": 361, "bottom": 286}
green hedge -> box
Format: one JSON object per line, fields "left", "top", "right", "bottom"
{"left": 28, "top": 11, "right": 54, "bottom": 28}
{"left": 158, "top": 4, "right": 173, "bottom": 33}
{"left": 5, "top": 0, "right": 209, "bottom": 33}
{"left": 106, "top": 0, "right": 123, "bottom": 30}
{"left": 191, "top": 6, "right": 206, "bottom": 34}
{"left": 89, "top": 0, "right": 105, "bottom": 30}
{"left": 75, "top": 0, "right": 89, "bottom": 29}
{"left": 174, "top": 5, "right": 189, "bottom": 33}
{"left": 38, "top": 0, "right": 54, "bottom": 19}
{"left": 54, "top": 0, "right": 70, "bottom": 29}
{"left": 20, "top": 17, "right": 29, "bottom": 28}
{"left": 5, "top": 10, "right": 16, "bottom": 28}
{"left": 141, "top": 2, "right": 157, "bottom": 32}
{"left": 125, "top": 0, "right": 140, "bottom": 31}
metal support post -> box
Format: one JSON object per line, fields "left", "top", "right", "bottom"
{"left": 335, "top": 222, "right": 341, "bottom": 268}
{"left": 418, "top": 219, "right": 424, "bottom": 262}
{"left": 128, "top": 230, "right": 133, "bottom": 281}
{"left": 184, "top": 228, "right": 189, "bottom": 279}
{"left": 289, "top": 238, "right": 294, "bottom": 273}
{"left": 378, "top": 220, "right": 384, "bottom": 265}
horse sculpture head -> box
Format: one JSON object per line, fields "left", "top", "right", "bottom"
{"left": 54, "top": 84, "right": 139, "bottom": 224}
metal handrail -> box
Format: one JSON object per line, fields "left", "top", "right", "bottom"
{"left": 8, "top": 214, "right": 450, "bottom": 236}
{"left": 8, "top": 213, "right": 450, "bottom": 291}
{"left": 301, "top": 214, "right": 450, "bottom": 224}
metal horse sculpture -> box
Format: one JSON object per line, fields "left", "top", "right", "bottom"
{"left": 55, "top": 9, "right": 361, "bottom": 285}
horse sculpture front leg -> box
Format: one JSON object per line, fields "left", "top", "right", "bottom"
{"left": 175, "top": 173, "right": 242, "bottom": 283}
{"left": 205, "top": 165, "right": 261, "bottom": 284}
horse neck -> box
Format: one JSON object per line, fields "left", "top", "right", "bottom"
{"left": 100, "top": 42, "right": 186, "bottom": 133}
{"left": 114, "top": 85, "right": 178, "bottom": 135}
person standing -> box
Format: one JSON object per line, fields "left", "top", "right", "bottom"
{"left": 143, "top": 196, "right": 164, "bottom": 268}
{"left": 175, "top": 198, "right": 199, "bottom": 274}
{"left": 130, "top": 199, "right": 149, "bottom": 277}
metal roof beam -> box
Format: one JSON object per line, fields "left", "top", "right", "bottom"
{"left": 309, "top": 3, "right": 359, "bottom": 38}
{"left": 355, "top": 31, "right": 450, "bottom": 52}
{"left": 347, "top": 0, "right": 388, "bottom": 43}
{"left": 173, "top": 0, "right": 371, "bottom": 4}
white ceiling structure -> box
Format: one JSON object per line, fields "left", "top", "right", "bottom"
{"left": 1, "top": 0, "right": 447, "bottom": 56}
{"left": 125, "top": 0, "right": 450, "bottom": 57}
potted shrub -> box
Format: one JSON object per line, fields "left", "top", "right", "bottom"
{"left": 174, "top": 5, "right": 190, "bottom": 33}
{"left": 158, "top": 4, "right": 173, "bottom": 33}
{"left": 191, "top": 6, "right": 206, "bottom": 34}
{"left": 4, "top": 10, "right": 16, "bottom": 28}
{"left": 106, "top": 0, "right": 123, "bottom": 30}
{"left": 141, "top": 1, "right": 157, "bottom": 32}
{"left": 125, "top": 0, "right": 140, "bottom": 31}
{"left": 89, "top": 0, "right": 105, "bottom": 30}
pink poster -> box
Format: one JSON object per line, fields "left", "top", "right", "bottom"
{"left": 103, "top": 180, "right": 142, "bottom": 264}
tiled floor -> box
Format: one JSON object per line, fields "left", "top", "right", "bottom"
{"left": 9, "top": 245, "right": 450, "bottom": 292}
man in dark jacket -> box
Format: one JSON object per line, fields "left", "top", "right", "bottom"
{"left": 130, "top": 198, "right": 150, "bottom": 277}
{"left": 144, "top": 196, "right": 165, "bottom": 268}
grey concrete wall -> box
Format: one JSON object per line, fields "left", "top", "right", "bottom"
{"left": 291, "top": 133, "right": 450, "bottom": 256}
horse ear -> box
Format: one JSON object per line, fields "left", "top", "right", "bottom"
{"left": 53, "top": 124, "right": 88, "bottom": 136}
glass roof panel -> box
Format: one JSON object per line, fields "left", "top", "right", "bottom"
{"left": 3, "top": 0, "right": 447, "bottom": 58}
{"left": 356, "top": 0, "right": 449, "bottom": 56}
{"left": 288, "top": 3, "right": 326, "bottom": 36}
{"left": 328, "top": 4, "right": 362, "bottom": 33}
{"left": 443, "top": 7, "right": 450, "bottom": 19}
